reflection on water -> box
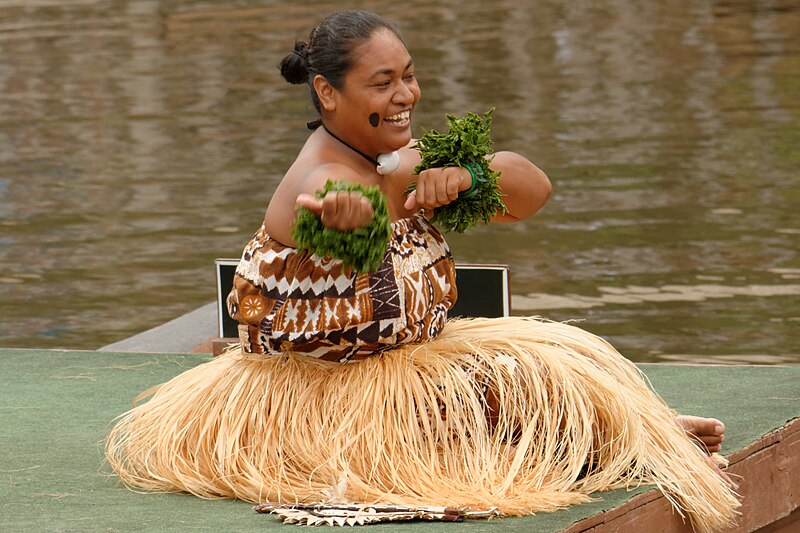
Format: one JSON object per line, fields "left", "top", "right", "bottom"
{"left": 1, "top": 0, "right": 798, "bottom": 363}
{"left": 514, "top": 280, "right": 800, "bottom": 311}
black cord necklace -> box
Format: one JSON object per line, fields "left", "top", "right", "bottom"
{"left": 321, "top": 124, "right": 380, "bottom": 167}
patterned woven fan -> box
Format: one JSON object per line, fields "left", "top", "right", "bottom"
{"left": 255, "top": 502, "right": 501, "bottom": 526}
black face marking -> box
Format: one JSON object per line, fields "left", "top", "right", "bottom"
{"left": 369, "top": 113, "right": 380, "bottom": 127}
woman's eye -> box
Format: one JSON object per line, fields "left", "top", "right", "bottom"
{"left": 404, "top": 73, "right": 415, "bottom": 81}
{"left": 375, "top": 80, "right": 391, "bottom": 88}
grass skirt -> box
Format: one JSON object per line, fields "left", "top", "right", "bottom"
{"left": 105, "top": 317, "right": 739, "bottom": 532}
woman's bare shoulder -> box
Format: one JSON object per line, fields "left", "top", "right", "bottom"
{"left": 301, "top": 162, "right": 367, "bottom": 190}
{"left": 262, "top": 162, "right": 369, "bottom": 246}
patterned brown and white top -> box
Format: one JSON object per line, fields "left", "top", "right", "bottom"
{"left": 227, "top": 213, "right": 457, "bottom": 362}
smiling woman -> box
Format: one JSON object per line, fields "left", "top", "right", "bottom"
{"left": 265, "top": 12, "right": 425, "bottom": 245}
{"left": 104, "top": 10, "right": 739, "bottom": 532}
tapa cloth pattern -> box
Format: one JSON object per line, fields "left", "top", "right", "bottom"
{"left": 227, "top": 213, "right": 456, "bottom": 361}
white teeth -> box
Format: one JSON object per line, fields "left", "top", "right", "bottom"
{"left": 385, "top": 110, "right": 410, "bottom": 122}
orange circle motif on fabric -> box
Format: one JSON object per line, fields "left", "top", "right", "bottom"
{"left": 240, "top": 295, "right": 266, "bottom": 320}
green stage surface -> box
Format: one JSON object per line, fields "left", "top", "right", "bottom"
{"left": 1, "top": 349, "right": 798, "bottom": 533}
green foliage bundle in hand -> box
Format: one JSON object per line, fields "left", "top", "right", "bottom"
{"left": 292, "top": 180, "right": 392, "bottom": 274}
{"left": 412, "top": 109, "right": 507, "bottom": 233}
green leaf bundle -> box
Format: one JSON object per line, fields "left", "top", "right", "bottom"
{"left": 412, "top": 109, "right": 507, "bottom": 233}
{"left": 291, "top": 180, "right": 392, "bottom": 274}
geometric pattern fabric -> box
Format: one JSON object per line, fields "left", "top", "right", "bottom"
{"left": 227, "top": 213, "right": 457, "bottom": 362}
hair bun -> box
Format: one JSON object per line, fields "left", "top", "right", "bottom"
{"left": 280, "top": 41, "right": 310, "bottom": 85}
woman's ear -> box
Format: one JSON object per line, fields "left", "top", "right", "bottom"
{"left": 313, "top": 75, "right": 337, "bottom": 112}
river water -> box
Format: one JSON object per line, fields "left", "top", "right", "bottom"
{"left": 1, "top": 0, "right": 798, "bottom": 363}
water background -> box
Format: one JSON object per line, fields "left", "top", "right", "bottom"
{"left": 1, "top": 0, "right": 798, "bottom": 363}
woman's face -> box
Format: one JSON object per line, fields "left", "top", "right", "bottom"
{"left": 328, "top": 28, "right": 421, "bottom": 155}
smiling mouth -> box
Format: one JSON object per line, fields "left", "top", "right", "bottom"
{"left": 384, "top": 110, "right": 411, "bottom": 126}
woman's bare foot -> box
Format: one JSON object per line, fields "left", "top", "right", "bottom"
{"left": 676, "top": 415, "right": 725, "bottom": 454}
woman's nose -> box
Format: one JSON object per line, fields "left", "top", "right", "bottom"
{"left": 393, "top": 82, "right": 415, "bottom": 104}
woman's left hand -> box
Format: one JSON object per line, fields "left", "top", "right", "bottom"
{"left": 296, "top": 190, "right": 374, "bottom": 231}
{"left": 404, "top": 166, "right": 472, "bottom": 211}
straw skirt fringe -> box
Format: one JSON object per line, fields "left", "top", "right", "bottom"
{"left": 105, "top": 317, "right": 739, "bottom": 532}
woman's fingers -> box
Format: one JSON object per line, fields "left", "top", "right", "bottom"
{"left": 295, "top": 193, "right": 324, "bottom": 214}
{"left": 356, "top": 195, "right": 374, "bottom": 224}
{"left": 417, "top": 172, "right": 433, "bottom": 208}
{"left": 325, "top": 192, "right": 348, "bottom": 229}
{"left": 446, "top": 170, "right": 461, "bottom": 200}
{"left": 297, "top": 191, "right": 374, "bottom": 231}
{"left": 410, "top": 167, "right": 469, "bottom": 210}
{"left": 324, "top": 191, "right": 343, "bottom": 220}
{"left": 404, "top": 191, "right": 417, "bottom": 211}
{"left": 343, "top": 194, "right": 369, "bottom": 225}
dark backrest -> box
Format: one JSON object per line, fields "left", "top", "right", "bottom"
{"left": 215, "top": 259, "right": 510, "bottom": 338}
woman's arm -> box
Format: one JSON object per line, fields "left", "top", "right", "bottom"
{"left": 399, "top": 150, "right": 552, "bottom": 223}
{"left": 488, "top": 151, "right": 552, "bottom": 223}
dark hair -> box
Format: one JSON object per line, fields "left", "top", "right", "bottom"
{"left": 280, "top": 10, "right": 403, "bottom": 118}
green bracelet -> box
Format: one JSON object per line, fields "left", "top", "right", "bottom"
{"left": 412, "top": 109, "right": 507, "bottom": 233}
{"left": 460, "top": 164, "right": 483, "bottom": 199}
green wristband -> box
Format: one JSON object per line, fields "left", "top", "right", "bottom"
{"left": 459, "top": 164, "right": 483, "bottom": 199}
{"left": 412, "top": 109, "right": 507, "bottom": 233}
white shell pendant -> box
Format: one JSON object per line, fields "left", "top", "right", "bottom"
{"left": 376, "top": 151, "right": 400, "bottom": 175}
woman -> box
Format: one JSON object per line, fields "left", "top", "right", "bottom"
{"left": 106, "top": 10, "right": 737, "bottom": 532}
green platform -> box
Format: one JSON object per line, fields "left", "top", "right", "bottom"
{"left": 1, "top": 349, "right": 798, "bottom": 533}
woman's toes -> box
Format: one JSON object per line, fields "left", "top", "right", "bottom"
{"left": 676, "top": 415, "right": 725, "bottom": 438}
{"left": 676, "top": 415, "right": 726, "bottom": 454}
{"left": 701, "top": 432, "right": 724, "bottom": 443}
{"left": 698, "top": 433, "right": 724, "bottom": 447}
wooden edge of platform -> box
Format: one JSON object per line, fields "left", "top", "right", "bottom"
{"left": 560, "top": 417, "right": 800, "bottom": 533}
{"left": 211, "top": 337, "right": 237, "bottom": 355}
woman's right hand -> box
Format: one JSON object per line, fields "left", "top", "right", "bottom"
{"left": 403, "top": 166, "right": 472, "bottom": 211}
{"left": 295, "top": 191, "right": 374, "bottom": 231}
